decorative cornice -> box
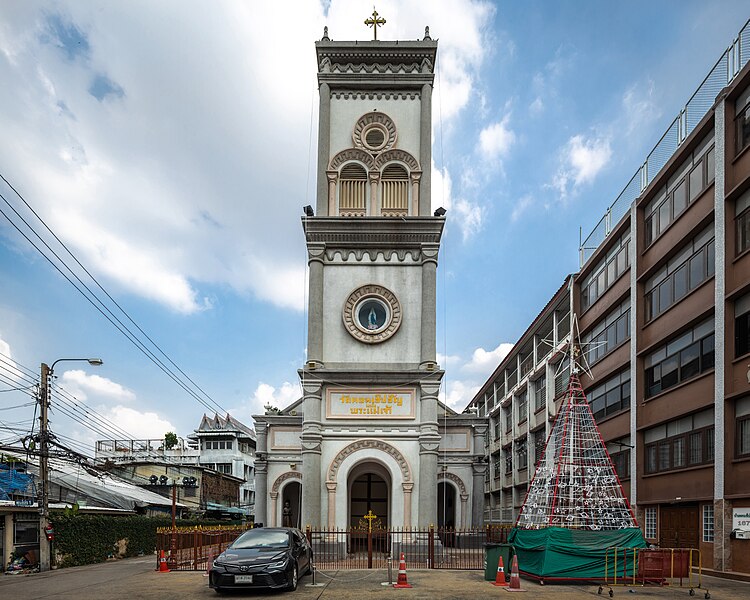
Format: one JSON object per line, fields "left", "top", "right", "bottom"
{"left": 374, "top": 149, "right": 420, "bottom": 172}
{"left": 325, "top": 248, "right": 422, "bottom": 263}
{"left": 333, "top": 91, "right": 420, "bottom": 100}
{"left": 329, "top": 148, "right": 375, "bottom": 171}
{"left": 303, "top": 217, "right": 444, "bottom": 249}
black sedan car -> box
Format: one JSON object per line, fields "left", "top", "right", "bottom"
{"left": 209, "top": 527, "right": 312, "bottom": 593}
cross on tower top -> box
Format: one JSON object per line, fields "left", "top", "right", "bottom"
{"left": 364, "top": 8, "right": 386, "bottom": 40}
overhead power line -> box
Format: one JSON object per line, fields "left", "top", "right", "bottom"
{"left": 0, "top": 172, "right": 227, "bottom": 416}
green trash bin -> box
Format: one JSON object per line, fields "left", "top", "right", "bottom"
{"left": 484, "top": 543, "right": 515, "bottom": 582}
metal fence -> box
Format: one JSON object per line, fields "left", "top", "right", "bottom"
{"left": 156, "top": 525, "right": 249, "bottom": 572}
{"left": 156, "top": 524, "right": 513, "bottom": 571}
{"left": 580, "top": 18, "right": 750, "bottom": 268}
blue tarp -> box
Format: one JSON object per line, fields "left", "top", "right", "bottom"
{"left": 0, "top": 466, "right": 34, "bottom": 500}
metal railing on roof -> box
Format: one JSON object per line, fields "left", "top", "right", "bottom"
{"left": 580, "top": 18, "right": 750, "bottom": 268}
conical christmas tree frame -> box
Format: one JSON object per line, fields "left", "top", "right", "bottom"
{"left": 516, "top": 372, "right": 637, "bottom": 530}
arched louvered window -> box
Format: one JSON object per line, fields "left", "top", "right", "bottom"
{"left": 381, "top": 163, "right": 409, "bottom": 216}
{"left": 339, "top": 163, "right": 367, "bottom": 216}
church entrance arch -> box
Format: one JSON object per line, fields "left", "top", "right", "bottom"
{"left": 348, "top": 462, "right": 390, "bottom": 529}
{"left": 437, "top": 481, "right": 456, "bottom": 528}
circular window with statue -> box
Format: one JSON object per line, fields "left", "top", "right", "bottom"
{"left": 343, "top": 284, "right": 402, "bottom": 343}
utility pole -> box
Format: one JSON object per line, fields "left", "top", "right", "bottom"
{"left": 39, "top": 362, "right": 51, "bottom": 572}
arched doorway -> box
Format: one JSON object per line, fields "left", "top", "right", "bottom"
{"left": 348, "top": 462, "right": 390, "bottom": 554}
{"left": 282, "top": 481, "right": 301, "bottom": 529}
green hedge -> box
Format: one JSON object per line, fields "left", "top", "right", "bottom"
{"left": 49, "top": 515, "right": 239, "bottom": 568}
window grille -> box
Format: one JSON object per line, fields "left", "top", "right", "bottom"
{"left": 645, "top": 507, "right": 657, "bottom": 539}
{"left": 702, "top": 504, "right": 715, "bottom": 543}
{"left": 381, "top": 164, "right": 409, "bottom": 216}
{"left": 339, "top": 163, "right": 367, "bottom": 216}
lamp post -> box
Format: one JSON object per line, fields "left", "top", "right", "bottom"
{"left": 39, "top": 357, "right": 103, "bottom": 572}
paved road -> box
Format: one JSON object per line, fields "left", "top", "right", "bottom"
{"left": 2, "top": 557, "right": 749, "bottom": 600}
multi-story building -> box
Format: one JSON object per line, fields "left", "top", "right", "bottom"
{"left": 190, "top": 413, "right": 257, "bottom": 515}
{"left": 467, "top": 18, "right": 750, "bottom": 577}
{"left": 95, "top": 412, "right": 257, "bottom": 517}
{"left": 470, "top": 278, "right": 573, "bottom": 524}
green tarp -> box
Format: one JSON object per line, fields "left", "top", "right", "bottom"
{"left": 508, "top": 527, "right": 647, "bottom": 581}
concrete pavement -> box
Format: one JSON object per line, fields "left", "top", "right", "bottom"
{"left": 2, "top": 557, "right": 750, "bottom": 600}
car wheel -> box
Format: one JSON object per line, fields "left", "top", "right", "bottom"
{"left": 304, "top": 552, "right": 313, "bottom": 576}
{"left": 287, "top": 562, "right": 298, "bottom": 591}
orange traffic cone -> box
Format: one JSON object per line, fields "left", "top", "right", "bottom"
{"left": 157, "top": 550, "right": 170, "bottom": 573}
{"left": 505, "top": 555, "right": 526, "bottom": 592}
{"left": 493, "top": 555, "right": 508, "bottom": 586}
{"left": 393, "top": 552, "right": 412, "bottom": 588}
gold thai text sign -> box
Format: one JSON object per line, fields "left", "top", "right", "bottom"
{"left": 326, "top": 388, "right": 416, "bottom": 419}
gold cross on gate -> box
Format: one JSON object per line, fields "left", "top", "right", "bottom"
{"left": 363, "top": 509, "right": 378, "bottom": 532}
{"left": 364, "top": 8, "right": 386, "bottom": 40}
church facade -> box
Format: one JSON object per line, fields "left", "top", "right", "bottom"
{"left": 253, "top": 27, "right": 486, "bottom": 531}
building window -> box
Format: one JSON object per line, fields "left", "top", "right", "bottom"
{"left": 380, "top": 163, "right": 409, "bottom": 216}
{"left": 702, "top": 504, "right": 715, "bottom": 543}
{"left": 737, "top": 397, "right": 750, "bottom": 457}
{"left": 736, "top": 89, "right": 750, "bottom": 155}
{"left": 581, "top": 230, "right": 631, "bottom": 311}
{"left": 14, "top": 515, "right": 39, "bottom": 544}
{"left": 492, "top": 453, "right": 502, "bottom": 479}
{"left": 736, "top": 293, "right": 750, "bottom": 358}
{"left": 644, "top": 409, "right": 714, "bottom": 474}
{"left": 504, "top": 407, "right": 512, "bottom": 434}
{"left": 554, "top": 357, "right": 570, "bottom": 398}
{"left": 534, "top": 376, "right": 546, "bottom": 411}
{"left": 644, "top": 318, "right": 714, "bottom": 398}
{"left": 582, "top": 299, "right": 631, "bottom": 366}
{"left": 517, "top": 390, "right": 528, "bottom": 424}
{"left": 645, "top": 133, "right": 715, "bottom": 246}
{"left": 533, "top": 430, "right": 546, "bottom": 467}
{"left": 339, "top": 163, "right": 367, "bottom": 216}
{"left": 645, "top": 226, "right": 715, "bottom": 322}
{"left": 607, "top": 438, "right": 631, "bottom": 480}
{"left": 516, "top": 438, "right": 528, "bottom": 471}
{"left": 504, "top": 448, "right": 513, "bottom": 474}
{"left": 737, "top": 190, "right": 750, "bottom": 256}
{"left": 493, "top": 417, "right": 502, "bottom": 440}
{"left": 645, "top": 507, "right": 657, "bottom": 539}
{"left": 588, "top": 370, "right": 630, "bottom": 421}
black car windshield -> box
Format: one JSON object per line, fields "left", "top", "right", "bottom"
{"left": 231, "top": 529, "right": 290, "bottom": 549}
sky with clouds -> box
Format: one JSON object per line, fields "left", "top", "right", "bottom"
{"left": 1, "top": 1, "right": 748, "bottom": 454}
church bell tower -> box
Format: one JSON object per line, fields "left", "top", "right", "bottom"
{"left": 299, "top": 22, "right": 445, "bottom": 529}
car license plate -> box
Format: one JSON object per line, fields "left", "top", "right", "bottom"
{"left": 234, "top": 574, "right": 253, "bottom": 583}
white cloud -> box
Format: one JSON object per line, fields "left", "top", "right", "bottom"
{"left": 528, "top": 96, "right": 544, "bottom": 115}
{"left": 250, "top": 381, "right": 300, "bottom": 415}
{"left": 622, "top": 79, "right": 661, "bottom": 137}
{"left": 478, "top": 115, "right": 515, "bottom": 161}
{"left": 511, "top": 194, "right": 534, "bottom": 222}
{"left": 432, "top": 162, "right": 484, "bottom": 241}
{"left": 462, "top": 342, "right": 513, "bottom": 375}
{"left": 61, "top": 369, "right": 136, "bottom": 402}
{"left": 102, "top": 405, "right": 175, "bottom": 439}
{"left": 0, "top": 335, "right": 23, "bottom": 385}
{"left": 439, "top": 341, "right": 513, "bottom": 411}
{"left": 550, "top": 134, "right": 612, "bottom": 201}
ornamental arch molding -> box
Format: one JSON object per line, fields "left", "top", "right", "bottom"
{"left": 374, "top": 149, "right": 420, "bottom": 172}
{"left": 328, "top": 439, "right": 412, "bottom": 483}
{"left": 438, "top": 471, "right": 467, "bottom": 496}
{"left": 271, "top": 471, "right": 302, "bottom": 495}
{"left": 328, "top": 148, "right": 375, "bottom": 172}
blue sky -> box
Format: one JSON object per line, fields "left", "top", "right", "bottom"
{"left": 1, "top": 1, "right": 748, "bottom": 454}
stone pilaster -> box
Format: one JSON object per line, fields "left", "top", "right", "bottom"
{"left": 306, "top": 243, "right": 325, "bottom": 366}
{"left": 301, "top": 379, "right": 323, "bottom": 528}
{"left": 419, "top": 82, "right": 432, "bottom": 215}
{"left": 420, "top": 243, "right": 439, "bottom": 368}
{"left": 316, "top": 81, "right": 331, "bottom": 215}
{"left": 253, "top": 421, "right": 268, "bottom": 525}
{"left": 418, "top": 379, "right": 441, "bottom": 527}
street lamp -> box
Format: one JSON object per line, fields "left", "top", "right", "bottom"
{"left": 38, "top": 357, "right": 103, "bottom": 572}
